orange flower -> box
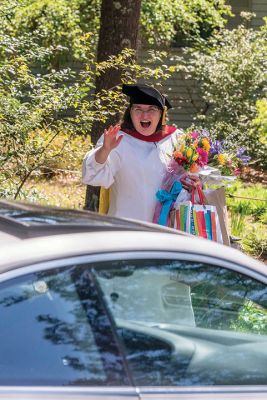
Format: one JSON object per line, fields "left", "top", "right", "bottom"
{"left": 173, "top": 150, "right": 184, "bottom": 159}
{"left": 190, "top": 163, "right": 200, "bottom": 173}
{"left": 173, "top": 150, "right": 188, "bottom": 166}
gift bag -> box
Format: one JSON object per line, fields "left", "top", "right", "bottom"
{"left": 203, "top": 187, "right": 230, "bottom": 246}
{"left": 173, "top": 186, "right": 223, "bottom": 244}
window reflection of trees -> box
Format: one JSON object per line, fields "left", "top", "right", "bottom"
{"left": 172, "top": 261, "right": 267, "bottom": 332}
{"left": 95, "top": 260, "right": 267, "bottom": 334}
{"left": 0, "top": 266, "right": 128, "bottom": 386}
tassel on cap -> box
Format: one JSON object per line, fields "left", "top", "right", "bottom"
{"left": 162, "top": 105, "right": 167, "bottom": 126}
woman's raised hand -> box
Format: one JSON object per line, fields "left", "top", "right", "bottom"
{"left": 103, "top": 124, "right": 123, "bottom": 152}
{"left": 95, "top": 124, "right": 123, "bottom": 164}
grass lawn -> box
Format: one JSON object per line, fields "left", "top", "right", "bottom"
{"left": 24, "top": 173, "right": 86, "bottom": 210}
{"left": 225, "top": 179, "right": 267, "bottom": 262}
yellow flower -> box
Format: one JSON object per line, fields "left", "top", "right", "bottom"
{"left": 217, "top": 153, "right": 226, "bottom": 165}
{"left": 180, "top": 144, "right": 185, "bottom": 152}
{"left": 186, "top": 148, "right": 193, "bottom": 158}
{"left": 192, "top": 154, "right": 199, "bottom": 161}
{"left": 202, "top": 138, "right": 210, "bottom": 152}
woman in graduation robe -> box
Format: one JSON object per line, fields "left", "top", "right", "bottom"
{"left": 82, "top": 83, "right": 196, "bottom": 222}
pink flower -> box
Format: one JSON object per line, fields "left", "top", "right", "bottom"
{"left": 196, "top": 148, "right": 208, "bottom": 166}
{"left": 191, "top": 131, "right": 200, "bottom": 139}
{"left": 234, "top": 168, "right": 241, "bottom": 176}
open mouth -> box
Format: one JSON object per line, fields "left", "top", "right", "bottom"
{"left": 140, "top": 121, "right": 151, "bottom": 128}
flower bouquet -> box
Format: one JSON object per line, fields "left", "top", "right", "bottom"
{"left": 172, "top": 130, "right": 211, "bottom": 174}
{"left": 172, "top": 130, "right": 251, "bottom": 181}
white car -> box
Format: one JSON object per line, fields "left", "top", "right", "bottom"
{"left": 0, "top": 200, "right": 266, "bottom": 399}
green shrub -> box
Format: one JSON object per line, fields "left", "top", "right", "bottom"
{"left": 249, "top": 98, "right": 267, "bottom": 169}
{"left": 254, "top": 98, "right": 267, "bottom": 145}
{"left": 231, "top": 300, "right": 267, "bottom": 335}
{"left": 141, "top": 0, "right": 232, "bottom": 47}
{"left": 174, "top": 16, "right": 267, "bottom": 166}
{"left": 33, "top": 130, "right": 92, "bottom": 176}
{"left": 10, "top": 0, "right": 100, "bottom": 65}
{"left": 242, "top": 225, "right": 267, "bottom": 260}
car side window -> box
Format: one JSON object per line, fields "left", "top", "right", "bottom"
{"left": 93, "top": 259, "right": 267, "bottom": 386}
{"left": 0, "top": 265, "right": 128, "bottom": 386}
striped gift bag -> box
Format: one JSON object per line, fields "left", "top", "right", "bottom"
{"left": 173, "top": 186, "right": 223, "bottom": 243}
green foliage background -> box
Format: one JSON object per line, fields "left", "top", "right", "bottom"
{"left": 173, "top": 15, "right": 267, "bottom": 168}
{"left": 10, "top": 0, "right": 232, "bottom": 59}
{"left": 0, "top": 0, "right": 173, "bottom": 198}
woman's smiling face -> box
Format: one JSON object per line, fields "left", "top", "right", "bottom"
{"left": 130, "top": 104, "right": 162, "bottom": 136}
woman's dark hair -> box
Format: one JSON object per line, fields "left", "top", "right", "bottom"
{"left": 120, "top": 107, "right": 134, "bottom": 130}
{"left": 120, "top": 105, "right": 165, "bottom": 132}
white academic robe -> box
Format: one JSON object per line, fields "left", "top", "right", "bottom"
{"left": 82, "top": 129, "right": 182, "bottom": 222}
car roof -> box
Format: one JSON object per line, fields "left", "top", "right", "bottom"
{"left": 0, "top": 230, "right": 266, "bottom": 278}
{"left": 0, "top": 200, "right": 265, "bottom": 279}
{"left": 0, "top": 199, "right": 186, "bottom": 240}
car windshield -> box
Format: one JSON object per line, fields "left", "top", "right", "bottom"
{"left": 0, "top": 210, "right": 112, "bottom": 226}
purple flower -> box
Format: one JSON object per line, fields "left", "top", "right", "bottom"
{"left": 210, "top": 140, "right": 224, "bottom": 155}
{"left": 236, "top": 147, "right": 251, "bottom": 164}
{"left": 201, "top": 129, "right": 210, "bottom": 137}
{"left": 236, "top": 147, "right": 245, "bottom": 157}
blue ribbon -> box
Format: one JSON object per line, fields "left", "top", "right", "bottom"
{"left": 156, "top": 180, "right": 182, "bottom": 226}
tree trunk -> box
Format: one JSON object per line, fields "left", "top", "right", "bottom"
{"left": 85, "top": 0, "right": 142, "bottom": 210}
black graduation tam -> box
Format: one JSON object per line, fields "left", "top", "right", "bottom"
{"left": 122, "top": 83, "right": 172, "bottom": 110}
